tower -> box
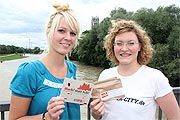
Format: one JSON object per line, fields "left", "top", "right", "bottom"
{"left": 91, "top": 16, "right": 99, "bottom": 28}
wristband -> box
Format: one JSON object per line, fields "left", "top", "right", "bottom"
{"left": 42, "top": 112, "right": 46, "bottom": 120}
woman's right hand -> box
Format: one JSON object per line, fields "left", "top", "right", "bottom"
{"left": 90, "top": 99, "right": 105, "bottom": 120}
{"left": 46, "top": 96, "right": 65, "bottom": 120}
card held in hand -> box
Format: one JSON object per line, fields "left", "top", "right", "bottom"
{"left": 92, "top": 77, "right": 125, "bottom": 102}
{"left": 60, "top": 78, "right": 94, "bottom": 104}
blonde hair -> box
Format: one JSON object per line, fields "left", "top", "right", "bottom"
{"left": 104, "top": 19, "right": 154, "bottom": 65}
{"left": 45, "top": 3, "right": 80, "bottom": 51}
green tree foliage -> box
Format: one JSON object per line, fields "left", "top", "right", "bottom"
{"left": 110, "top": 7, "right": 133, "bottom": 20}
{"left": 0, "top": 45, "right": 7, "bottom": 54}
{"left": 133, "top": 8, "right": 155, "bottom": 38}
{"left": 95, "top": 18, "right": 111, "bottom": 68}
{"left": 33, "top": 47, "right": 41, "bottom": 54}
{"left": 71, "top": 4, "right": 180, "bottom": 86}
{"left": 0, "top": 45, "right": 19, "bottom": 54}
{"left": 163, "top": 26, "right": 180, "bottom": 86}
{"left": 167, "top": 26, "right": 180, "bottom": 60}
{"left": 0, "top": 44, "right": 42, "bottom": 54}
{"left": 149, "top": 44, "right": 170, "bottom": 67}
{"left": 77, "top": 25, "right": 100, "bottom": 65}
{"left": 163, "top": 59, "right": 180, "bottom": 87}
{"left": 134, "top": 4, "right": 180, "bottom": 44}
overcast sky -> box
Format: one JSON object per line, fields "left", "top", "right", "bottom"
{"left": 0, "top": 0, "right": 179, "bottom": 49}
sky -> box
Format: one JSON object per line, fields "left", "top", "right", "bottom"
{"left": 0, "top": 0, "right": 179, "bottom": 49}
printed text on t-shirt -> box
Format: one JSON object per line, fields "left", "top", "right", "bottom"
{"left": 116, "top": 97, "right": 145, "bottom": 105}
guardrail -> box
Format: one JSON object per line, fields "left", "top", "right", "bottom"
{"left": 0, "top": 87, "right": 179, "bottom": 120}
{"left": 0, "top": 101, "right": 10, "bottom": 120}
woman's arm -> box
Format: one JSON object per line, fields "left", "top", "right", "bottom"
{"left": 9, "top": 95, "right": 65, "bottom": 120}
{"left": 156, "top": 91, "right": 180, "bottom": 120}
{"left": 9, "top": 95, "right": 43, "bottom": 120}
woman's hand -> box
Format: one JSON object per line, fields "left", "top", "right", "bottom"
{"left": 46, "top": 96, "right": 65, "bottom": 120}
{"left": 90, "top": 99, "right": 105, "bottom": 120}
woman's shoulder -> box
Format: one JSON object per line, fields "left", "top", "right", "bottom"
{"left": 18, "top": 60, "right": 41, "bottom": 72}
{"left": 143, "top": 65, "right": 163, "bottom": 74}
{"left": 65, "top": 60, "right": 76, "bottom": 67}
{"left": 102, "top": 67, "right": 117, "bottom": 73}
{"left": 142, "top": 65, "right": 167, "bottom": 80}
{"left": 98, "top": 66, "right": 117, "bottom": 80}
{"left": 65, "top": 60, "right": 77, "bottom": 71}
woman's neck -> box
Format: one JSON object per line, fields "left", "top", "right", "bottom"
{"left": 40, "top": 52, "right": 67, "bottom": 78}
{"left": 41, "top": 52, "right": 65, "bottom": 67}
{"left": 117, "top": 63, "right": 142, "bottom": 76}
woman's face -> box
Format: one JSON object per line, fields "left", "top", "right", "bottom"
{"left": 50, "top": 17, "right": 77, "bottom": 55}
{"left": 114, "top": 31, "right": 141, "bottom": 66}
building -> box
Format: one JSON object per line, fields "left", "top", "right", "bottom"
{"left": 91, "top": 16, "right": 99, "bottom": 28}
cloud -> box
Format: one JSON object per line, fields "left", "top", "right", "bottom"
{"left": 0, "top": 0, "right": 51, "bottom": 48}
{"left": 0, "top": 0, "right": 179, "bottom": 49}
{"left": 0, "top": 0, "right": 49, "bottom": 33}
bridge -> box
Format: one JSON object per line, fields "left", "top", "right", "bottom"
{"left": 0, "top": 87, "right": 179, "bottom": 120}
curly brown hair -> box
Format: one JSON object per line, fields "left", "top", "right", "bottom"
{"left": 104, "top": 19, "right": 154, "bottom": 65}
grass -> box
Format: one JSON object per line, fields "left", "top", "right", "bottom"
{"left": 0, "top": 54, "right": 27, "bottom": 62}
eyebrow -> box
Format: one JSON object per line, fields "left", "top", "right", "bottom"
{"left": 115, "top": 40, "right": 137, "bottom": 42}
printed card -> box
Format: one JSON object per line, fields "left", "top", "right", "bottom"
{"left": 60, "top": 78, "right": 94, "bottom": 104}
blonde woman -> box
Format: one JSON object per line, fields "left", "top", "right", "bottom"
{"left": 90, "top": 20, "right": 180, "bottom": 120}
{"left": 9, "top": 3, "right": 80, "bottom": 120}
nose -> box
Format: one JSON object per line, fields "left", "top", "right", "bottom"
{"left": 121, "top": 43, "right": 128, "bottom": 50}
{"left": 64, "top": 32, "right": 71, "bottom": 40}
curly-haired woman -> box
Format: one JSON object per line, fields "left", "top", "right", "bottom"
{"left": 90, "top": 19, "right": 180, "bottom": 120}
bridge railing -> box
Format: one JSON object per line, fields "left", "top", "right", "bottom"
{"left": 0, "top": 87, "right": 179, "bottom": 120}
{"left": 0, "top": 101, "right": 10, "bottom": 120}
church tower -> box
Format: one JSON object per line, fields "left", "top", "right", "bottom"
{"left": 91, "top": 16, "right": 99, "bottom": 28}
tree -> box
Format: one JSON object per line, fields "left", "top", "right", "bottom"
{"left": 33, "top": 47, "right": 41, "bottom": 54}
{"left": 76, "top": 30, "right": 91, "bottom": 64}
{"left": 110, "top": 7, "right": 133, "bottom": 20}
{"left": 149, "top": 44, "right": 170, "bottom": 68}
{"left": 133, "top": 8, "right": 155, "bottom": 37}
{"left": 16, "top": 47, "right": 25, "bottom": 53}
{"left": 167, "top": 26, "right": 180, "bottom": 60}
{"left": 163, "top": 59, "right": 180, "bottom": 87}
{"left": 95, "top": 17, "right": 111, "bottom": 68}
{"left": 0, "top": 45, "right": 7, "bottom": 54}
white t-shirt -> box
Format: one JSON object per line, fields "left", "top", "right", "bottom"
{"left": 98, "top": 65, "right": 172, "bottom": 120}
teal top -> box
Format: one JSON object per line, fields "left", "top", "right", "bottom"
{"left": 10, "top": 60, "right": 80, "bottom": 120}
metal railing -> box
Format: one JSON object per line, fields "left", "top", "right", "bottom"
{"left": 0, "top": 87, "right": 179, "bottom": 120}
{"left": 0, "top": 101, "right": 10, "bottom": 120}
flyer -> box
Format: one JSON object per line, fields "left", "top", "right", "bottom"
{"left": 60, "top": 78, "right": 94, "bottom": 104}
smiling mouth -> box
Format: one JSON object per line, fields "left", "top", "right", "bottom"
{"left": 61, "top": 43, "right": 70, "bottom": 47}
{"left": 120, "top": 53, "right": 131, "bottom": 57}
